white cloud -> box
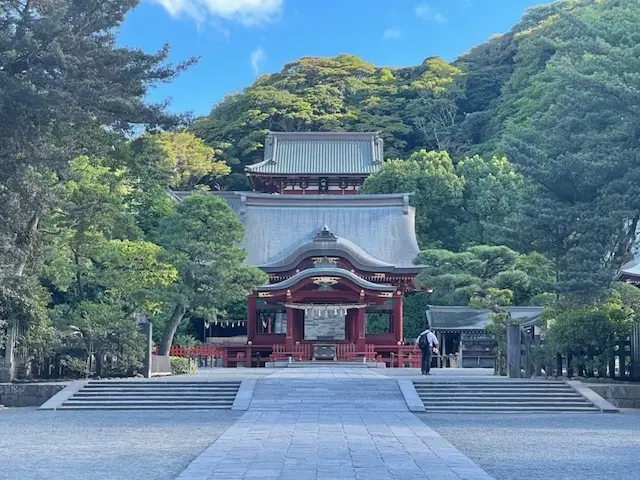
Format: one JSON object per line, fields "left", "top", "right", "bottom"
{"left": 415, "top": 3, "right": 447, "bottom": 23}
{"left": 250, "top": 47, "right": 265, "bottom": 75}
{"left": 383, "top": 28, "right": 403, "bottom": 39}
{"left": 151, "top": 0, "right": 283, "bottom": 26}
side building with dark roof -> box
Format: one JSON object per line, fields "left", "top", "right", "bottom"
{"left": 426, "top": 306, "right": 543, "bottom": 368}
{"left": 172, "top": 131, "right": 425, "bottom": 366}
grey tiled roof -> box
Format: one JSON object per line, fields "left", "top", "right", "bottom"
{"left": 170, "top": 192, "right": 422, "bottom": 269}
{"left": 246, "top": 132, "right": 384, "bottom": 175}
{"left": 426, "top": 306, "right": 544, "bottom": 331}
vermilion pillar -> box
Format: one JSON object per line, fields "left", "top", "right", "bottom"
{"left": 393, "top": 291, "right": 403, "bottom": 345}
{"left": 285, "top": 306, "right": 295, "bottom": 351}
{"left": 356, "top": 308, "right": 366, "bottom": 351}
{"left": 247, "top": 294, "right": 257, "bottom": 343}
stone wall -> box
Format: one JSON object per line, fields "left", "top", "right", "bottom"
{"left": 587, "top": 384, "right": 640, "bottom": 409}
{"left": 0, "top": 382, "right": 67, "bottom": 407}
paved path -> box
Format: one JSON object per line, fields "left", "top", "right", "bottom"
{"left": 176, "top": 368, "right": 495, "bottom": 480}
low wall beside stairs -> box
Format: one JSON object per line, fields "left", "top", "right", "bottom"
{"left": 586, "top": 384, "right": 640, "bottom": 409}
{"left": 0, "top": 382, "right": 67, "bottom": 407}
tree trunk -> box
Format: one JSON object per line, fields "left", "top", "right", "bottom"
{"left": 15, "top": 213, "right": 40, "bottom": 277}
{"left": 158, "top": 303, "right": 187, "bottom": 356}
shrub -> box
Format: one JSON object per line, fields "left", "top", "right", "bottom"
{"left": 170, "top": 356, "right": 197, "bottom": 375}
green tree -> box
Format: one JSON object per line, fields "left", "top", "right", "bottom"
{"left": 41, "top": 157, "right": 178, "bottom": 313}
{"left": 414, "top": 245, "right": 552, "bottom": 306}
{"left": 546, "top": 289, "right": 636, "bottom": 375}
{"left": 455, "top": 155, "right": 524, "bottom": 245}
{"left": 500, "top": 0, "right": 640, "bottom": 296}
{"left": 152, "top": 131, "right": 230, "bottom": 190}
{"left": 406, "top": 58, "right": 467, "bottom": 153}
{"left": 0, "top": 0, "right": 193, "bottom": 288}
{"left": 156, "top": 194, "right": 267, "bottom": 355}
{"left": 361, "top": 150, "right": 464, "bottom": 250}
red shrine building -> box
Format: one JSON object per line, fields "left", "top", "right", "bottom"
{"left": 174, "top": 131, "right": 424, "bottom": 365}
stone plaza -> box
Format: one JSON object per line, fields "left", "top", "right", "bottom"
{"left": 2, "top": 367, "right": 640, "bottom": 480}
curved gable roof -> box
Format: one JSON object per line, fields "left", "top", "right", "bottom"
{"left": 258, "top": 267, "right": 397, "bottom": 292}
{"left": 260, "top": 226, "right": 395, "bottom": 271}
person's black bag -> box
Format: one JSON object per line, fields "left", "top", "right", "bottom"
{"left": 418, "top": 332, "right": 429, "bottom": 349}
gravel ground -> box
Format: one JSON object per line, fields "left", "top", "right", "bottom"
{"left": 420, "top": 411, "right": 640, "bottom": 480}
{"left": 0, "top": 409, "right": 240, "bottom": 480}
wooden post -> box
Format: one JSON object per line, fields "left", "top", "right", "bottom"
{"left": 393, "top": 291, "right": 403, "bottom": 345}
{"left": 247, "top": 294, "right": 257, "bottom": 343}
{"left": 523, "top": 330, "right": 532, "bottom": 378}
{"left": 567, "top": 354, "right": 573, "bottom": 379}
{"left": 506, "top": 324, "right": 521, "bottom": 378}
{"left": 556, "top": 354, "right": 563, "bottom": 377}
{"left": 356, "top": 308, "right": 366, "bottom": 352}
{"left": 534, "top": 334, "right": 542, "bottom": 376}
{"left": 630, "top": 324, "right": 640, "bottom": 380}
{"left": 441, "top": 333, "right": 447, "bottom": 368}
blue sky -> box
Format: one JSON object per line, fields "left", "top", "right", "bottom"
{"left": 119, "top": 0, "right": 548, "bottom": 117}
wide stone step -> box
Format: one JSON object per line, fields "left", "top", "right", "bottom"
{"left": 84, "top": 382, "right": 240, "bottom": 387}
{"left": 80, "top": 387, "right": 239, "bottom": 393}
{"left": 58, "top": 380, "right": 241, "bottom": 411}
{"left": 414, "top": 381, "right": 568, "bottom": 386}
{"left": 56, "top": 405, "right": 231, "bottom": 410}
{"left": 415, "top": 387, "right": 575, "bottom": 394}
{"left": 421, "top": 400, "right": 592, "bottom": 407}
{"left": 63, "top": 399, "right": 234, "bottom": 406}
{"left": 72, "top": 395, "right": 237, "bottom": 401}
{"left": 423, "top": 406, "right": 600, "bottom": 413}
{"left": 418, "top": 394, "right": 583, "bottom": 401}
{"left": 287, "top": 362, "right": 370, "bottom": 368}
{"left": 75, "top": 391, "right": 237, "bottom": 397}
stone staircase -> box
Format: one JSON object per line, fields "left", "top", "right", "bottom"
{"left": 286, "top": 361, "right": 373, "bottom": 368}
{"left": 414, "top": 379, "right": 601, "bottom": 413}
{"left": 56, "top": 380, "right": 241, "bottom": 410}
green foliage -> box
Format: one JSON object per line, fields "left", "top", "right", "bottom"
{"left": 156, "top": 194, "right": 268, "bottom": 354}
{"left": 365, "top": 313, "right": 390, "bottom": 334}
{"left": 415, "top": 245, "right": 550, "bottom": 306}
{"left": 455, "top": 155, "right": 524, "bottom": 245}
{"left": 613, "top": 282, "right": 640, "bottom": 324}
{"left": 499, "top": 0, "right": 640, "bottom": 295}
{"left": 361, "top": 150, "right": 464, "bottom": 249}
{"left": 0, "top": 0, "right": 194, "bottom": 283}
{"left": 151, "top": 132, "right": 231, "bottom": 190}
{"left": 170, "top": 356, "right": 197, "bottom": 375}
{"left": 403, "top": 292, "right": 432, "bottom": 340}
{"left": 546, "top": 289, "right": 636, "bottom": 374}
{"left": 190, "top": 54, "right": 467, "bottom": 185}
{"left": 361, "top": 151, "right": 523, "bottom": 249}
{"left": 173, "top": 334, "right": 200, "bottom": 349}
{"left": 485, "top": 311, "right": 514, "bottom": 376}
{"left": 51, "top": 301, "right": 145, "bottom": 377}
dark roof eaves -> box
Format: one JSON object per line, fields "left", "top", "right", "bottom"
{"left": 267, "top": 131, "right": 381, "bottom": 140}
{"left": 257, "top": 267, "right": 397, "bottom": 292}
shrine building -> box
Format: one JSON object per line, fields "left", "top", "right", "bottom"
{"left": 173, "top": 131, "right": 424, "bottom": 366}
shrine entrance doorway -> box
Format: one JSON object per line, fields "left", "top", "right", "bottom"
{"left": 287, "top": 303, "right": 366, "bottom": 345}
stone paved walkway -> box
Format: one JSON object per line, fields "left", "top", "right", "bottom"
{"left": 176, "top": 368, "right": 495, "bottom": 480}
{"left": 250, "top": 368, "right": 406, "bottom": 412}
